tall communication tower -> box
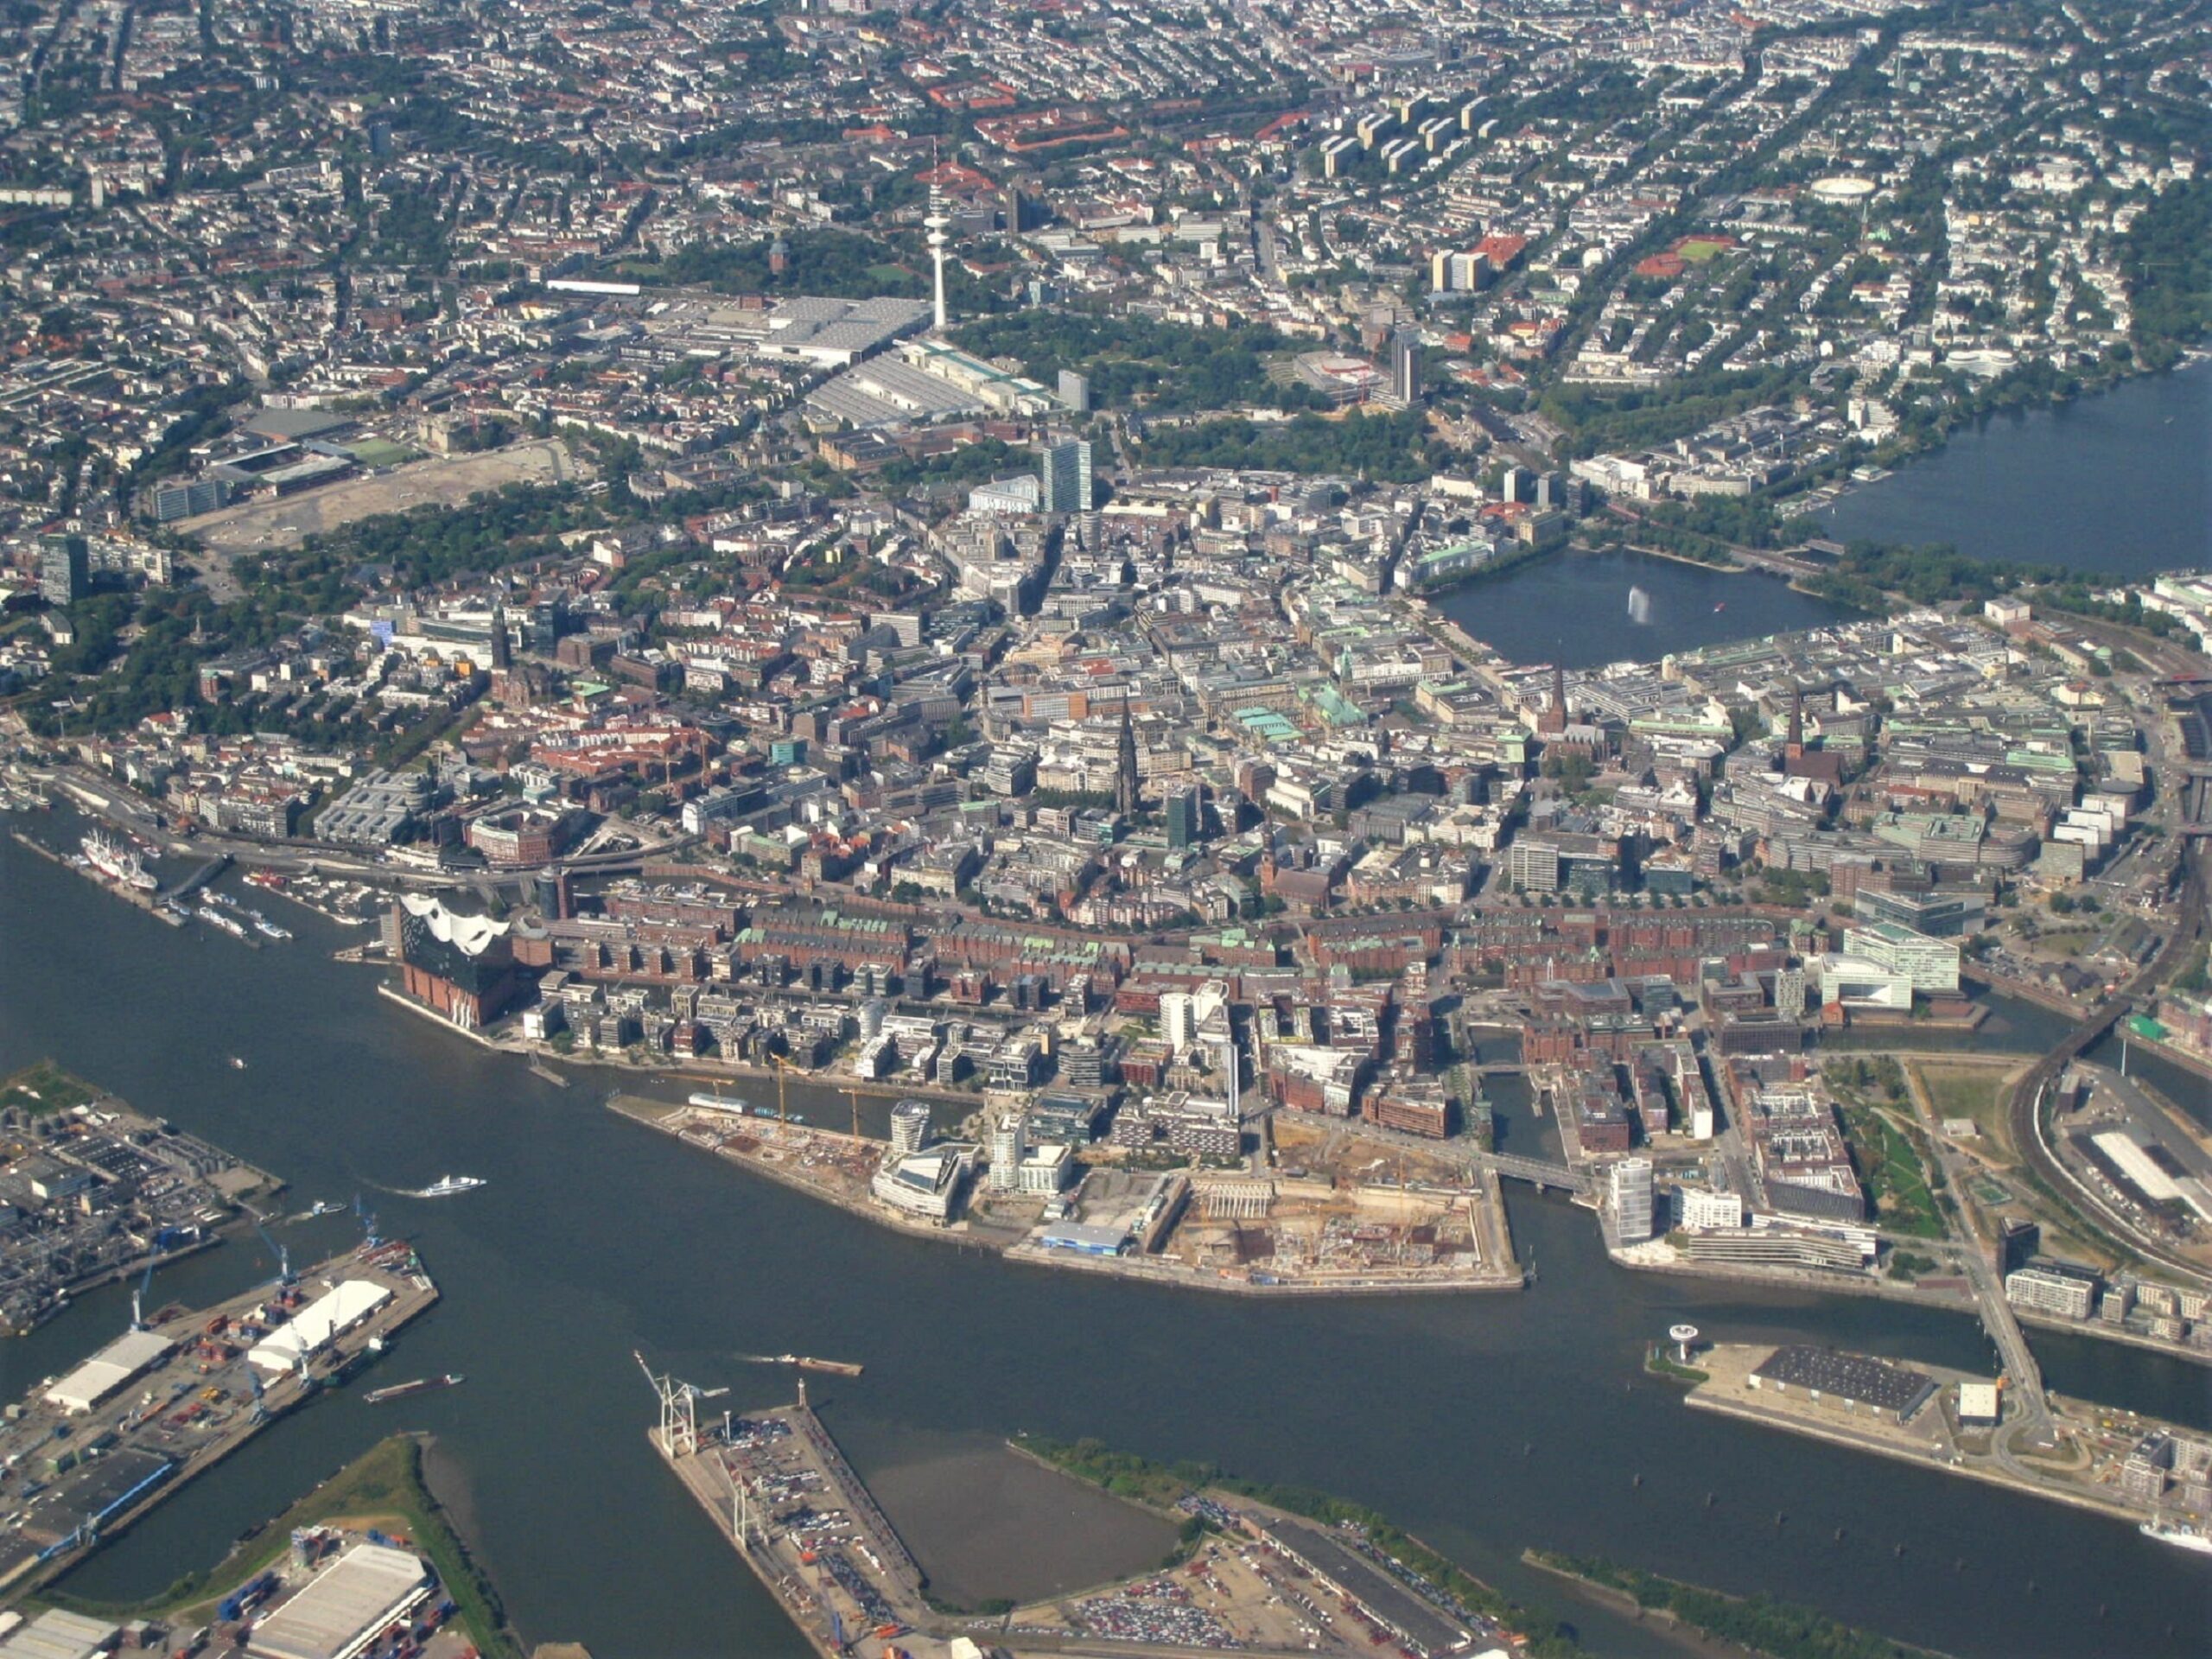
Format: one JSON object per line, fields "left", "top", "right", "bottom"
{"left": 925, "top": 145, "right": 951, "bottom": 333}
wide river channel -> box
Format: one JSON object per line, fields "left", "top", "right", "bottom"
{"left": 3, "top": 827, "right": 2209, "bottom": 1657}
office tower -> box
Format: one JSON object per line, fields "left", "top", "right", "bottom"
{"left": 1612, "top": 1157, "right": 1654, "bottom": 1244}
{"left": 1164, "top": 785, "right": 1201, "bottom": 849}
{"left": 1058, "top": 370, "right": 1090, "bottom": 413}
{"left": 1160, "top": 992, "right": 1197, "bottom": 1056}
{"left": 1039, "top": 438, "right": 1092, "bottom": 513}
{"left": 1390, "top": 327, "right": 1422, "bottom": 404}
{"left": 889, "top": 1101, "right": 932, "bottom": 1158}
{"left": 38, "top": 535, "right": 87, "bottom": 606}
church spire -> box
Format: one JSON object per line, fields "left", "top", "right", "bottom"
{"left": 1538, "top": 660, "right": 1567, "bottom": 737}
{"left": 1115, "top": 698, "right": 1141, "bottom": 819}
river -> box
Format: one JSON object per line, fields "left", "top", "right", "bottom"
{"left": 3, "top": 828, "right": 2209, "bottom": 1658}
{"left": 1817, "top": 360, "right": 2212, "bottom": 575}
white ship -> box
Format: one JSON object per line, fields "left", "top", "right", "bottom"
{"left": 82, "top": 831, "right": 157, "bottom": 892}
{"left": 2140, "top": 1519, "right": 2212, "bottom": 1555}
{"left": 250, "top": 912, "right": 291, "bottom": 940}
{"left": 414, "top": 1175, "right": 486, "bottom": 1198}
{"left": 197, "top": 903, "right": 249, "bottom": 939}
{"left": 689, "top": 1091, "right": 753, "bottom": 1114}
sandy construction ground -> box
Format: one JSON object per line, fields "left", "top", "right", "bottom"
{"left": 184, "top": 440, "right": 580, "bottom": 595}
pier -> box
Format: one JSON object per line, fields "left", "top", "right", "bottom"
{"left": 645, "top": 1377, "right": 932, "bottom": 1659}
{"left": 162, "top": 851, "right": 233, "bottom": 901}
{"left": 8, "top": 830, "right": 181, "bottom": 925}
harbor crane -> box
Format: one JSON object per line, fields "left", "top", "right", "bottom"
{"left": 353, "top": 1192, "right": 382, "bottom": 1251}
{"left": 634, "top": 1351, "right": 727, "bottom": 1459}
{"left": 129, "top": 1260, "right": 156, "bottom": 1332}
{"left": 251, "top": 1213, "right": 291, "bottom": 1287}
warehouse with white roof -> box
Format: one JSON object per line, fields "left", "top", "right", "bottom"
{"left": 42, "top": 1329, "right": 173, "bottom": 1415}
{"left": 245, "top": 1542, "right": 430, "bottom": 1659}
{"left": 247, "top": 1281, "right": 391, "bottom": 1374}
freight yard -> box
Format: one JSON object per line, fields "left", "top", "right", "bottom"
{"left": 0, "top": 1243, "right": 438, "bottom": 1592}
{"left": 613, "top": 1095, "right": 1518, "bottom": 1296}
{"left": 0, "top": 1063, "right": 282, "bottom": 1333}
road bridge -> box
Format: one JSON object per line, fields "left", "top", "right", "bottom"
{"left": 1468, "top": 1148, "right": 1592, "bottom": 1195}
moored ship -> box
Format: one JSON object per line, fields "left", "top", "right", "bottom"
{"left": 83, "top": 831, "right": 157, "bottom": 892}
{"left": 2140, "top": 1519, "right": 2212, "bottom": 1554}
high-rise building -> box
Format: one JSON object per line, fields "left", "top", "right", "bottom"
{"left": 37, "top": 534, "right": 87, "bottom": 607}
{"left": 1058, "top": 370, "right": 1090, "bottom": 413}
{"left": 1773, "top": 966, "right": 1808, "bottom": 1020}
{"left": 1039, "top": 438, "right": 1092, "bottom": 513}
{"left": 1611, "top": 1157, "right": 1654, "bottom": 1243}
{"left": 1164, "top": 785, "right": 1201, "bottom": 849}
{"left": 1114, "top": 698, "right": 1141, "bottom": 819}
{"left": 889, "top": 1100, "right": 933, "bottom": 1159}
{"left": 1389, "top": 327, "right": 1422, "bottom": 405}
{"left": 1160, "top": 991, "right": 1197, "bottom": 1055}
{"left": 150, "top": 477, "right": 229, "bottom": 523}
{"left": 988, "top": 1112, "right": 1026, "bottom": 1193}
{"left": 1997, "top": 1217, "right": 2040, "bottom": 1277}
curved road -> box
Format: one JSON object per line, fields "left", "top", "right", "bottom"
{"left": 2004, "top": 839, "right": 2210, "bottom": 1287}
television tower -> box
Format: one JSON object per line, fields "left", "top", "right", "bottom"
{"left": 925, "top": 146, "right": 950, "bottom": 333}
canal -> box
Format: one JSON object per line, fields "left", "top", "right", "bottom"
{"left": 3, "top": 829, "right": 2210, "bottom": 1657}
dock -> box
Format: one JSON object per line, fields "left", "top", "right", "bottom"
{"left": 9, "top": 830, "right": 182, "bottom": 926}
{"left": 648, "top": 1376, "right": 1535, "bottom": 1659}
{"left": 0, "top": 1243, "right": 440, "bottom": 1592}
{"left": 1680, "top": 1341, "right": 2209, "bottom": 1528}
{"left": 648, "top": 1393, "right": 933, "bottom": 1659}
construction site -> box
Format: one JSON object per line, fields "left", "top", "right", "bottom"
{"left": 1145, "top": 1116, "right": 1516, "bottom": 1292}
{"left": 618, "top": 1095, "right": 1521, "bottom": 1297}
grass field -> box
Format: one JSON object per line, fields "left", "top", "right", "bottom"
{"left": 40, "top": 1436, "right": 519, "bottom": 1656}
{"left": 1913, "top": 1061, "right": 2020, "bottom": 1161}
{"left": 0, "top": 1060, "right": 96, "bottom": 1117}
{"left": 345, "top": 438, "right": 417, "bottom": 469}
